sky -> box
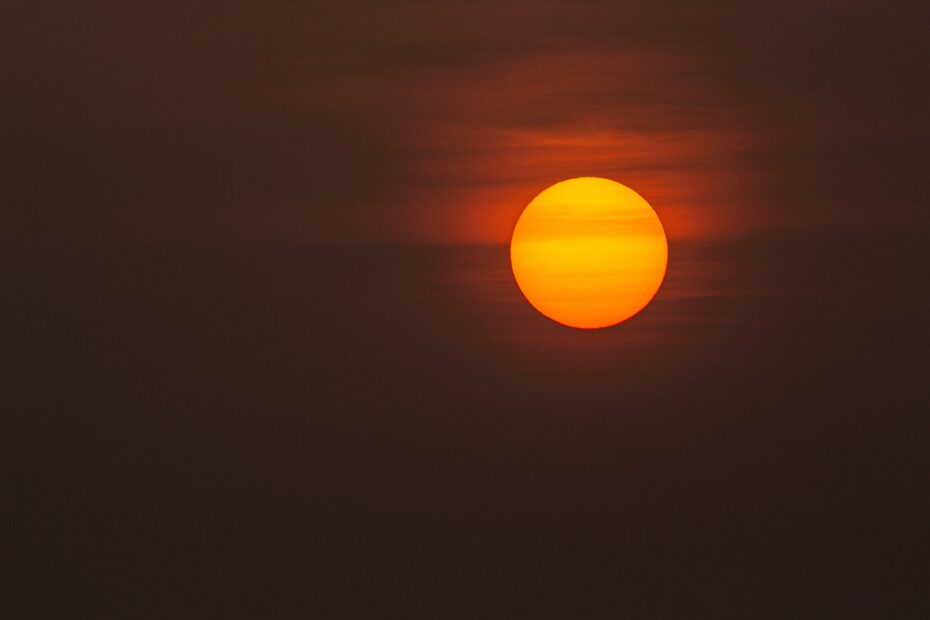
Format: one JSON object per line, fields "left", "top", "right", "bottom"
{"left": 6, "top": 2, "right": 930, "bottom": 617}
{"left": 7, "top": 1, "right": 928, "bottom": 245}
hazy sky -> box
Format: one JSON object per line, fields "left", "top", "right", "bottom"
{"left": 8, "top": 4, "right": 930, "bottom": 616}
{"left": 7, "top": 1, "right": 929, "bottom": 244}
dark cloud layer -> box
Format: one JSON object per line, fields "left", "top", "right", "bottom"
{"left": 6, "top": 1, "right": 928, "bottom": 244}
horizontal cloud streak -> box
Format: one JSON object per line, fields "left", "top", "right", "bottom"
{"left": 5, "top": 1, "right": 928, "bottom": 244}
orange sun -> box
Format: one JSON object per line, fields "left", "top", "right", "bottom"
{"left": 510, "top": 177, "right": 668, "bottom": 329}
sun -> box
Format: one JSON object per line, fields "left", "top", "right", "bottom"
{"left": 510, "top": 177, "right": 668, "bottom": 329}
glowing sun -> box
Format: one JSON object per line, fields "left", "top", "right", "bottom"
{"left": 510, "top": 177, "right": 668, "bottom": 329}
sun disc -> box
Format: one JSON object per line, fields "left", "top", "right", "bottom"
{"left": 510, "top": 177, "right": 668, "bottom": 329}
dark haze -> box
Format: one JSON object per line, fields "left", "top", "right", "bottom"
{"left": 6, "top": 1, "right": 929, "bottom": 617}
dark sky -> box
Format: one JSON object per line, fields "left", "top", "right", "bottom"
{"left": 6, "top": 2, "right": 930, "bottom": 618}
{"left": 7, "top": 1, "right": 928, "bottom": 244}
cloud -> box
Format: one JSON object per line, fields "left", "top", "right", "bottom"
{"left": 5, "top": 1, "right": 928, "bottom": 245}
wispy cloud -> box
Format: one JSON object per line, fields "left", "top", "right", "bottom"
{"left": 6, "top": 1, "right": 927, "bottom": 244}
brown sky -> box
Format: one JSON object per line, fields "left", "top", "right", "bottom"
{"left": 7, "top": 4, "right": 930, "bottom": 616}
{"left": 6, "top": 1, "right": 929, "bottom": 244}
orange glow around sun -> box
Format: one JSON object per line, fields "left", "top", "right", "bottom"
{"left": 510, "top": 177, "right": 668, "bottom": 329}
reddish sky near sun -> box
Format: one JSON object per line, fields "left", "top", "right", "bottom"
{"left": 6, "top": 1, "right": 928, "bottom": 246}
